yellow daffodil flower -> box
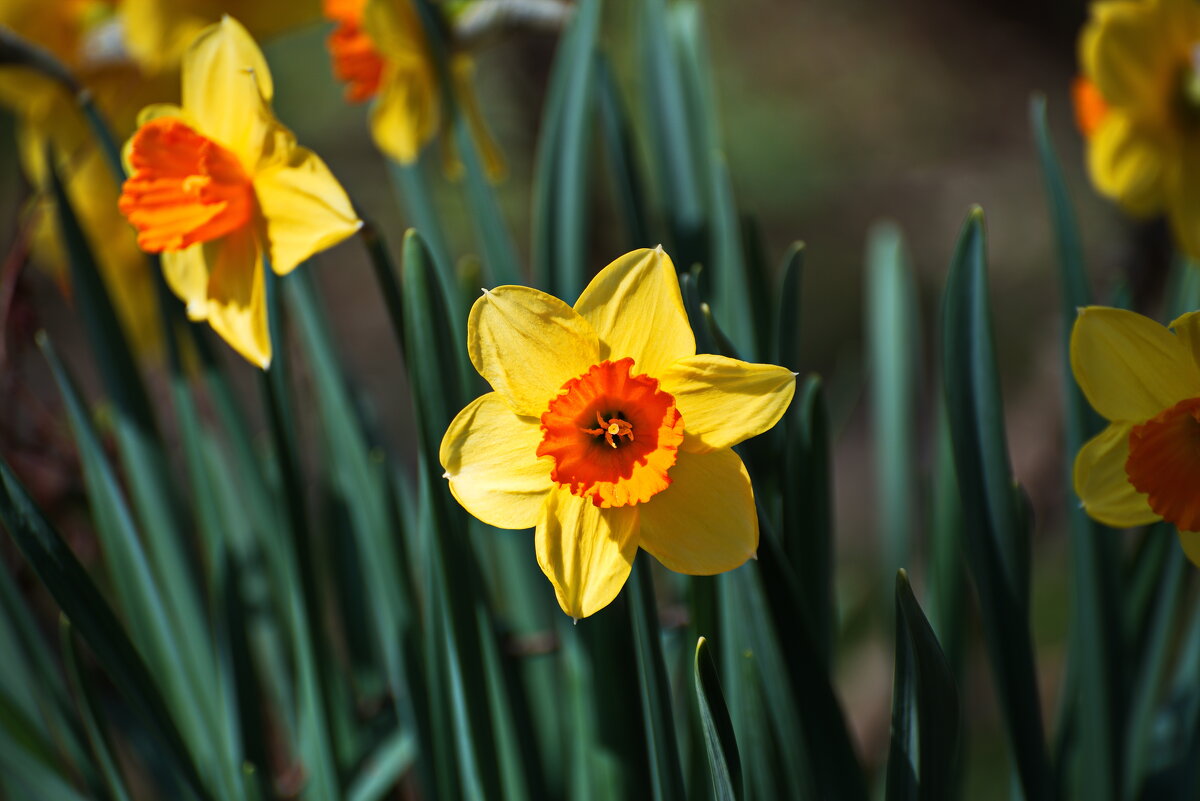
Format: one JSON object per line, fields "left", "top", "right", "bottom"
{"left": 117, "top": 16, "right": 361, "bottom": 368}
{"left": 439, "top": 247, "right": 797, "bottom": 619}
{"left": 1071, "top": 306, "right": 1200, "bottom": 564}
{"left": 0, "top": 0, "right": 169, "bottom": 355}
{"left": 1074, "top": 0, "right": 1200, "bottom": 257}
{"left": 323, "top": 0, "right": 503, "bottom": 177}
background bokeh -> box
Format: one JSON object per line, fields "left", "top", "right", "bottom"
{"left": 0, "top": 0, "right": 1170, "bottom": 795}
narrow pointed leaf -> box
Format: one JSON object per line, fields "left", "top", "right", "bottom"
{"left": 694, "top": 637, "right": 742, "bottom": 801}
{"left": 940, "top": 207, "right": 1053, "bottom": 801}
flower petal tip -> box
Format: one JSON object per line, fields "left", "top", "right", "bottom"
{"left": 442, "top": 470, "right": 451, "bottom": 479}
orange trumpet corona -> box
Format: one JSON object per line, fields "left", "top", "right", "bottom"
{"left": 537, "top": 358, "right": 684, "bottom": 509}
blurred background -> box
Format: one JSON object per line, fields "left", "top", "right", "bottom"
{"left": 0, "top": 0, "right": 1166, "bottom": 795}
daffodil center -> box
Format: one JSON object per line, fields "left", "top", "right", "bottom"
{"left": 118, "top": 117, "right": 255, "bottom": 253}
{"left": 1125, "top": 396, "right": 1200, "bottom": 531}
{"left": 536, "top": 358, "right": 684, "bottom": 508}
{"left": 582, "top": 411, "right": 635, "bottom": 449}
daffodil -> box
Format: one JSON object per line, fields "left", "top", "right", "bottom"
{"left": 117, "top": 16, "right": 361, "bottom": 368}
{"left": 0, "top": 0, "right": 169, "bottom": 354}
{"left": 1071, "top": 306, "right": 1200, "bottom": 564}
{"left": 439, "top": 248, "right": 796, "bottom": 619}
{"left": 323, "top": 0, "right": 503, "bottom": 177}
{"left": 1074, "top": 0, "right": 1200, "bottom": 257}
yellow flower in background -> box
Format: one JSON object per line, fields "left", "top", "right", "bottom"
{"left": 323, "top": 0, "right": 504, "bottom": 177}
{"left": 119, "top": 0, "right": 320, "bottom": 75}
{"left": 0, "top": 0, "right": 168, "bottom": 354}
{"left": 117, "top": 16, "right": 361, "bottom": 368}
{"left": 1071, "top": 306, "right": 1200, "bottom": 564}
{"left": 1075, "top": 0, "right": 1200, "bottom": 257}
{"left": 440, "top": 248, "right": 796, "bottom": 619}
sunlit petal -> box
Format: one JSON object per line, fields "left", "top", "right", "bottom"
{"left": 468, "top": 285, "right": 600, "bottom": 416}
{"left": 658, "top": 355, "right": 796, "bottom": 452}
{"left": 440, "top": 392, "right": 553, "bottom": 529}
{"left": 1070, "top": 306, "right": 1199, "bottom": 422}
{"left": 638, "top": 448, "right": 758, "bottom": 574}
{"left": 1073, "top": 422, "right": 1159, "bottom": 529}
{"left": 573, "top": 248, "right": 695, "bottom": 376}
{"left": 254, "top": 145, "right": 362, "bottom": 275}
{"left": 536, "top": 489, "right": 638, "bottom": 619}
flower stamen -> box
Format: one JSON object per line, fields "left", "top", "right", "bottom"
{"left": 582, "top": 411, "right": 635, "bottom": 448}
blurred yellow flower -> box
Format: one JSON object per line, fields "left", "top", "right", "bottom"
{"left": 1075, "top": 0, "right": 1200, "bottom": 256}
{"left": 323, "top": 0, "right": 503, "bottom": 177}
{"left": 1071, "top": 306, "right": 1200, "bottom": 564}
{"left": 439, "top": 248, "right": 796, "bottom": 619}
{"left": 117, "top": 16, "right": 361, "bottom": 368}
{"left": 0, "top": 0, "right": 168, "bottom": 354}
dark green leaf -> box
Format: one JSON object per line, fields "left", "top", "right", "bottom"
{"left": 886, "top": 571, "right": 960, "bottom": 801}
{"left": 694, "top": 637, "right": 742, "bottom": 801}
{"left": 940, "top": 207, "right": 1053, "bottom": 801}
{"left": 0, "top": 455, "right": 210, "bottom": 801}
{"left": 629, "top": 561, "right": 686, "bottom": 801}
{"left": 866, "top": 222, "right": 918, "bottom": 584}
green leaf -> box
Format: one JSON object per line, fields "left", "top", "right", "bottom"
{"left": 781, "top": 375, "right": 834, "bottom": 665}
{"left": 1030, "top": 94, "right": 1121, "bottom": 801}
{"left": 940, "top": 207, "right": 1054, "bottom": 801}
{"left": 672, "top": 4, "right": 753, "bottom": 356}
{"left": 403, "top": 229, "right": 509, "bottom": 799}
{"left": 866, "top": 222, "right": 919, "bottom": 584}
{"left": 694, "top": 637, "right": 742, "bottom": 801}
{"left": 0, "top": 455, "right": 210, "bottom": 801}
{"left": 288, "top": 269, "right": 412, "bottom": 695}
{"left": 629, "top": 561, "right": 686, "bottom": 801}
{"left": 345, "top": 728, "right": 418, "bottom": 801}
{"left": 410, "top": 0, "right": 520, "bottom": 287}
{"left": 60, "top": 619, "right": 134, "bottom": 801}
{"left": 596, "top": 54, "right": 651, "bottom": 252}
{"left": 1124, "top": 541, "right": 1186, "bottom": 796}
{"left": 885, "top": 571, "right": 961, "bottom": 801}
{"left": 531, "top": 0, "right": 601, "bottom": 299}
{"left": 259, "top": 267, "right": 342, "bottom": 801}
{"left": 639, "top": 0, "right": 705, "bottom": 267}
{"left": 775, "top": 242, "right": 806, "bottom": 370}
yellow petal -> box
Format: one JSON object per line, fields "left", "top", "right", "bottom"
{"left": 203, "top": 227, "right": 271, "bottom": 368}
{"left": 1086, "top": 114, "right": 1168, "bottom": 217}
{"left": 1170, "top": 311, "right": 1200, "bottom": 371}
{"left": 638, "top": 448, "right": 758, "bottom": 574}
{"left": 1083, "top": 0, "right": 1176, "bottom": 115}
{"left": 468, "top": 286, "right": 600, "bottom": 417}
{"left": 440, "top": 392, "right": 553, "bottom": 529}
{"left": 369, "top": 60, "right": 440, "bottom": 164}
{"left": 1073, "top": 422, "right": 1159, "bottom": 528}
{"left": 1177, "top": 530, "right": 1200, "bottom": 566}
{"left": 573, "top": 248, "right": 695, "bottom": 376}
{"left": 254, "top": 146, "right": 362, "bottom": 275}
{"left": 1070, "top": 306, "right": 1198, "bottom": 422}
{"left": 657, "top": 355, "right": 796, "bottom": 452}
{"left": 536, "top": 489, "right": 638, "bottom": 619}
{"left": 182, "top": 16, "right": 275, "bottom": 166}
{"left": 161, "top": 247, "right": 210, "bottom": 320}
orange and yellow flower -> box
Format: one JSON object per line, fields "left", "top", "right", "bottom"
{"left": 117, "top": 16, "right": 361, "bottom": 367}
{"left": 439, "top": 248, "right": 796, "bottom": 619}
{"left": 1071, "top": 306, "right": 1200, "bottom": 563}
{"left": 323, "top": 0, "right": 503, "bottom": 176}
{"left": 1074, "top": 0, "right": 1200, "bottom": 257}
